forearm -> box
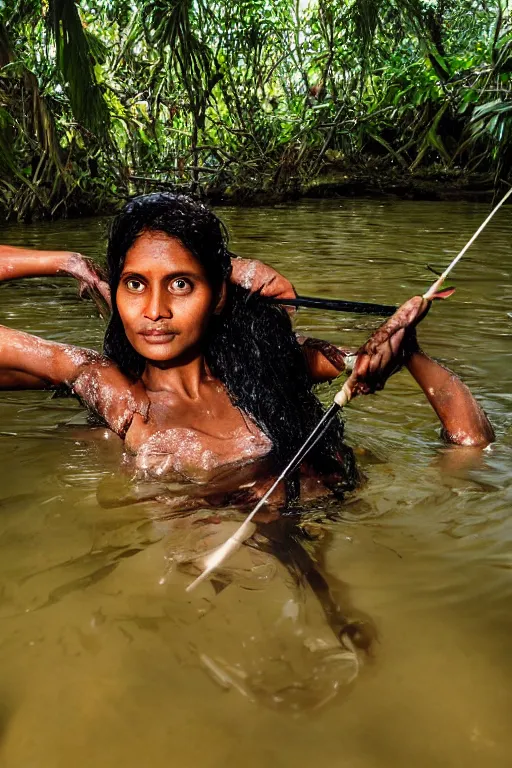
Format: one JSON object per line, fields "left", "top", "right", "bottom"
{"left": 406, "top": 350, "right": 495, "bottom": 447}
{"left": 297, "top": 335, "right": 352, "bottom": 382}
{"left": 0, "top": 370, "right": 51, "bottom": 390}
{"left": 0, "top": 245, "right": 76, "bottom": 282}
{"left": 230, "top": 256, "right": 295, "bottom": 301}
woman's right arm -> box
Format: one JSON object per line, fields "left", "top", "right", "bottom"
{"left": 0, "top": 245, "right": 75, "bottom": 281}
{"left": 0, "top": 325, "right": 149, "bottom": 436}
{"left": 0, "top": 325, "right": 89, "bottom": 390}
{"left": 0, "top": 245, "right": 111, "bottom": 306}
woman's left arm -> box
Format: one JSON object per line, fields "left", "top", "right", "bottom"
{"left": 230, "top": 258, "right": 353, "bottom": 381}
{"left": 230, "top": 256, "right": 296, "bottom": 302}
{"left": 230, "top": 258, "right": 358, "bottom": 381}
{"left": 345, "top": 295, "right": 495, "bottom": 448}
{"left": 405, "top": 349, "right": 495, "bottom": 447}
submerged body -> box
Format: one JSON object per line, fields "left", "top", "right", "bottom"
{"left": 97, "top": 368, "right": 338, "bottom": 512}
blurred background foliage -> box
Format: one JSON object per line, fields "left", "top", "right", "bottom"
{"left": 0, "top": 0, "right": 511, "bottom": 219}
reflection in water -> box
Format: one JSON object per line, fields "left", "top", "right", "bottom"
{"left": 0, "top": 200, "right": 512, "bottom": 766}
{"left": 0, "top": 481, "right": 371, "bottom": 712}
{"left": 161, "top": 510, "right": 366, "bottom": 713}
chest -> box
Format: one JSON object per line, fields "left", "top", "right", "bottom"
{"left": 124, "top": 384, "right": 272, "bottom": 481}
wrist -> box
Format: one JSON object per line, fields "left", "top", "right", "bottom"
{"left": 299, "top": 336, "right": 350, "bottom": 374}
{"left": 61, "top": 251, "right": 85, "bottom": 278}
{"left": 402, "top": 331, "right": 420, "bottom": 366}
{"left": 229, "top": 256, "right": 256, "bottom": 290}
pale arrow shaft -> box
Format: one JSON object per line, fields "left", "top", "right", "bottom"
{"left": 424, "top": 187, "right": 512, "bottom": 299}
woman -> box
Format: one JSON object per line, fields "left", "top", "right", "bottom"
{"left": 0, "top": 193, "right": 495, "bottom": 508}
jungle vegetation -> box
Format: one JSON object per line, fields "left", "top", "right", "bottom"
{"left": 0, "top": 0, "right": 511, "bottom": 219}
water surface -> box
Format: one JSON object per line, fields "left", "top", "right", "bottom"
{"left": 0, "top": 200, "right": 511, "bottom": 767}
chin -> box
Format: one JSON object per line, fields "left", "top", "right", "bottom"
{"left": 139, "top": 341, "right": 199, "bottom": 366}
{"left": 128, "top": 332, "right": 204, "bottom": 365}
{"left": 129, "top": 339, "right": 177, "bottom": 361}
{"left": 142, "top": 347, "right": 180, "bottom": 363}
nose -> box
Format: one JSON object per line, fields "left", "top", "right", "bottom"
{"left": 144, "top": 285, "right": 171, "bottom": 321}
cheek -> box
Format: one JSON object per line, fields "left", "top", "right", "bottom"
{"left": 115, "top": 287, "right": 215, "bottom": 344}
{"left": 182, "top": 297, "right": 212, "bottom": 327}
{"left": 178, "top": 289, "right": 216, "bottom": 330}
{"left": 116, "top": 292, "right": 141, "bottom": 337}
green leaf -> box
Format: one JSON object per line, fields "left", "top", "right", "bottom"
{"left": 47, "top": 0, "right": 109, "bottom": 136}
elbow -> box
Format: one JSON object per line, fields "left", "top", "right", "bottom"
{"left": 441, "top": 422, "right": 495, "bottom": 449}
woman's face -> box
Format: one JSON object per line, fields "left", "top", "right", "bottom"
{"left": 116, "top": 230, "right": 220, "bottom": 364}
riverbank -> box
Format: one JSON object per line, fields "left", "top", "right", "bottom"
{"left": 0, "top": 162, "right": 500, "bottom": 222}
{"left": 207, "top": 163, "right": 498, "bottom": 206}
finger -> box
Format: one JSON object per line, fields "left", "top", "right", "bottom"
{"left": 83, "top": 257, "right": 108, "bottom": 283}
{"left": 374, "top": 340, "right": 399, "bottom": 374}
{"left": 344, "top": 370, "right": 361, "bottom": 399}
{"left": 389, "top": 328, "right": 405, "bottom": 357}
{"left": 353, "top": 356, "right": 375, "bottom": 396}
{"left": 260, "top": 279, "right": 298, "bottom": 317}
{"left": 353, "top": 353, "right": 370, "bottom": 381}
{"left": 368, "top": 350, "right": 383, "bottom": 376}
{"left": 274, "top": 282, "right": 297, "bottom": 301}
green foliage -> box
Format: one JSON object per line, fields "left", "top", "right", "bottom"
{"left": 48, "top": 0, "right": 109, "bottom": 135}
{"left": 0, "top": 0, "right": 511, "bottom": 219}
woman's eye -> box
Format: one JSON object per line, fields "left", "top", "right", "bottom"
{"left": 170, "top": 278, "right": 192, "bottom": 293}
{"left": 126, "top": 279, "right": 145, "bottom": 292}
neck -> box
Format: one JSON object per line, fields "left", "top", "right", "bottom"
{"left": 142, "top": 349, "right": 210, "bottom": 399}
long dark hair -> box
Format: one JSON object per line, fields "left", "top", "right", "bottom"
{"left": 104, "top": 192, "right": 357, "bottom": 499}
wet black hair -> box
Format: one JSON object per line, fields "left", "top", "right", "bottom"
{"left": 104, "top": 192, "right": 357, "bottom": 500}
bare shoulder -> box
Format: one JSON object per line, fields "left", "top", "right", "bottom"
{"left": 0, "top": 326, "right": 148, "bottom": 435}
{"left": 71, "top": 357, "right": 150, "bottom": 438}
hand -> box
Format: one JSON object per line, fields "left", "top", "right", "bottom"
{"left": 65, "top": 253, "right": 111, "bottom": 315}
{"left": 347, "top": 295, "right": 430, "bottom": 397}
{"left": 72, "top": 360, "right": 150, "bottom": 437}
{"left": 230, "top": 257, "right": 296, "bottom": 302}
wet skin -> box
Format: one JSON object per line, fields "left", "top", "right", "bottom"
{"left": 114, "top": 233, "right": 273, "bottom": 480}
{"left": 118, "top": 232, "right": 221, "bottom": 367}
{"left": 0, "top": 237, "right": 495, "bottom": 492}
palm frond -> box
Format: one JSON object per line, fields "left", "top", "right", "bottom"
{"left": 142, "top": 0, "right": 212, "bottom": 93}
{"left": 47, "top": 0, "right": 109, "bottom": 136}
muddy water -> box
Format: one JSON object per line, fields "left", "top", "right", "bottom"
{"left": 0, "top": 200, "right": 511, "bottom": 767}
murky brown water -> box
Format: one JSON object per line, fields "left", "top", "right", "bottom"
{"left": 0, "top": 200, "right": 511, "bottom": 767}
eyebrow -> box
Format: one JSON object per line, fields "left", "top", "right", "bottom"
{"left": 120, "top": 270, "right": 205, "bottom": 281}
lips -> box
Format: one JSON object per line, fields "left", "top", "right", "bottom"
{"left": 139, "top": 329, "right": 178, "bottom": 344}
